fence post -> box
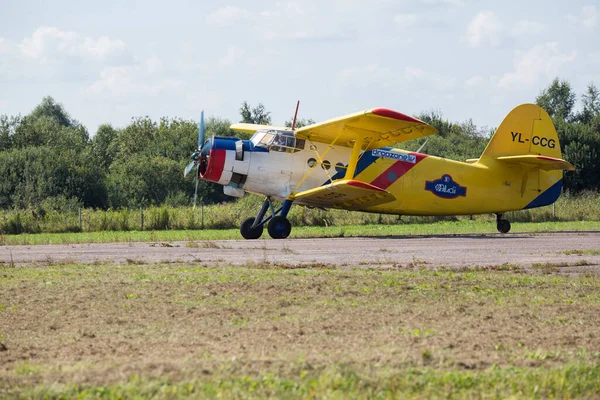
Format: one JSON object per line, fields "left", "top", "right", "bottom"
{"left": 79, "top": 208, "right": 83, "bottom": 232}
{"left": 201, "top": 202, "right": 204, "bottom": 230}
{"left": 553, "top": 203, "right": 556, "bottom": 218}
{"left": 140, "top": 207, "right": 144, "bottom": 231}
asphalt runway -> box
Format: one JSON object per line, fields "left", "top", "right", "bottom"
{"left": 2, "top": 232, "right": 600, "bottom": 271}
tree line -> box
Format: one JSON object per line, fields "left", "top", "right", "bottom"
{"left": 0, "top": 78, "right": 598, "bottom": 211}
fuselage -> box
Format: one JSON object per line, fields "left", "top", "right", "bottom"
{"left": 201, "top": 131, "right": 561, "bottom": 216}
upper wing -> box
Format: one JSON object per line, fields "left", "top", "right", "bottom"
{"left": 230, "top": 123, "right": 288, "bottom": 134}
{"left": 295, "top": 108, "right": 438, "bottom": 150}
{"left": 291, "top": 179, "right": 395, "bottom": 210}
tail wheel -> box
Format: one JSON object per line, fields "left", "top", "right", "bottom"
{"left": 267, "top": 216, "right": 292, "bottom": 239}
{"left": 497, "top": 219, "right": 511, "bottom": 234}
{"left": 240, "top": 217, "right": 263, "bottom": 240}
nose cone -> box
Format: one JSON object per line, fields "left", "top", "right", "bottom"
{"left": 199, "top": 137, "right": 226, "bottom": 183}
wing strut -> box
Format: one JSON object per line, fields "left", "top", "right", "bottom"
{"left": 288, "top": 129, "right": 345, "bottom": 199}
{"left": 344, "top": 136, "right": 365, "bottom": 180}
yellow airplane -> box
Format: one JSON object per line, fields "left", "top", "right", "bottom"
{"left": 185, "top": 104, "right": 574, "bottom": 239}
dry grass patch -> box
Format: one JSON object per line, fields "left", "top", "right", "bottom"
{"left": 1, "top": 262, "right": 599, "bottom": 398}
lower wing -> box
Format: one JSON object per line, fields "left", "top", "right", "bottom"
{"left": 291, "top": 180, "right": 395, "bottom": 210}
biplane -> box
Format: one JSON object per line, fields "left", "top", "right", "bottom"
{"left": 185, "top": 103, "right": 574, "bottom": 239}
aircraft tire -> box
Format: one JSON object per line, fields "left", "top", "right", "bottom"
{"left": 497, "top": 219, "right": 511, "bottom": 234}
{"left": 240, "top": 217, "right": 263, "bottom": 240}
{"left": 267, "top": 216, "right": 292, "bottom": 239}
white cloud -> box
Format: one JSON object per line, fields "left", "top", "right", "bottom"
{"left": 511, "top": 20, "right": 545, "bottom": 36}
{"left": 467, "top": 11, "right": 503, "bottom": 48}
{"left": 218, "top": 47, "right": 245, "bottom": 67}
{"left": 498, "top": 43, "right": 576, "bottom": 89}
{"left": 393, "top": 13, "right": 420, "bottom": 26}
{"left": 568, "top": 5, "right": 599, "bottom": 29}
{"left": 421, "top": 0, "right": 464, "bottom": 5}
{"left": 206, "top": 2, "right": 355, "bottom": 41}
{"left": 0, "top": 38, "right": 7, "bottom": 53}
{"left": 466, "top": 76, "right": 485, "bottom": 87}
{"left": 258, "top": 2, "right": 354, "bottom": 41}
{"left": 404, "top": 66, "right": 426, "bottom": 81}
{"left": 336, "top": 64, "right": 394, "bottom": 89}
{"left": 403, "top": 67, "right": 457, "bottom": 90}
{"left": 335, "top": 64, "right": 456, "bottom": 93}
{"left": 19, "top": 26, "right": 126, "bottom": 63}
{"left": 206, "top": 6, "right": 251, "bottom": 27}
{"left": 86, "top": 57, "right": 183, "bottom": 97}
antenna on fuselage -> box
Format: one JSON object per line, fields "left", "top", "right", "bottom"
{"left": 291, "top": 100, "right": 300, "bottom": 131}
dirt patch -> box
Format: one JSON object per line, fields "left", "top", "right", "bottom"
{"left": 1, "top": 262, "right": 599, "bottom": 394}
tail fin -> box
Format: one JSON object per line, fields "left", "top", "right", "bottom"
{"left": 481, "top": 104, "right": 563, "bottom": 160}
{"left": 480, "top": 104, "right": 575, "bottom": 209}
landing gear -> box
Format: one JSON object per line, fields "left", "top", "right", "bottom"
{"left": 239, "top": 197, "right": 293, "bottom": 239}
{"left": 496, "top": 214, "right": 511, "bottom": 234}
{"left": 268, "top": 216, "right": 292, "bottom": 239}
{"left": 240, "top": 217, "right": 264, "bottom": 240}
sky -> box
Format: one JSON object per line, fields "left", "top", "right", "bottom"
{"left": 0, "top": 0, "right": 599, "bottom": 135}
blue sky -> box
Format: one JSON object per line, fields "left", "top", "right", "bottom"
{"left": 0, "top": 0, "right": 598, "bottom": 135}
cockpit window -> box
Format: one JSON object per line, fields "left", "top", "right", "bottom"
{"left": 252, "top": 130, "right": 305, "bottom": 153}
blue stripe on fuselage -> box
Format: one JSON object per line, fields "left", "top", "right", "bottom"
{"left": 353, "top": 146, "right": 391, "bottom": 178}
{"left": 322, "top": 146, "right": 391, "bottom": 185}
{"left": 212, "top": 138, "right": 268, "bottom": 153}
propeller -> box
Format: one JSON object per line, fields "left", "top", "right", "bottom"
{"left": 184, "top": 110, "right": 206, "bottom": 208}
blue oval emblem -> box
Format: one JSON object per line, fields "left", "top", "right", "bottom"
{"left": 425, "top": 175, "right": 467, "bottom": 199}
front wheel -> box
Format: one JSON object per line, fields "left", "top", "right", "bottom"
{"left": 267, "top": 216, "right": 292, "bottom": 239}
{"left": 240, "top": 217, "right": 263, "bottom": 239}
{"left": 497, "top": 219, "right": 511, "bottom": 234}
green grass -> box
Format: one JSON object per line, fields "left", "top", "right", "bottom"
{"left": 564, "top": 249, "right": 600, "bottom": 256}
{"left": 1, "top": 191, "right": 599, "bottom": 235}
{"left": 1, "top": 220, "right": 599, "bottom": 245}
{"left": 14, "top": 363, "right": 600, "bottom": 399}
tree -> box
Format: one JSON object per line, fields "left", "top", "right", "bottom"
{"left": 11, "top": 96, "right": 89, "bottom": 149}
{"left": 536, "top": 78, "right": 576, "bottom": 121}
{"left": 107, "top": 154, "right": 185, "bottom": 208}
{"left": 239, "top": 101, "right": 272, "bottom": 125}
{"left": 0, "top": 114, "right": 20, "bottom": 151}
{"left": 0, "top": 146, "right": 106, "bottom": 208}
{"left": 29, "top": 96, "right": 74, "bottom": 127}
{"left": 578, "top": 83, "right": 600, "bottom": 124}
{"left": 285, "top": 118, "right": 315, "bottom": 129}
{"left": 92, "top": 124, "right": 119, "bottom": 172}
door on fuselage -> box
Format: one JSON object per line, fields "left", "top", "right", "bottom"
{"left": 248, "top": 130, "right": 307, "bottom": 197}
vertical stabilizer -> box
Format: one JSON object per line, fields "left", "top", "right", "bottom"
{"left": 481, "top": 104, "right": 562, "bottom": 159}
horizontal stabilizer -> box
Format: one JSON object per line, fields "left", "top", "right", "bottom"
{"left": 496, "top": 155, "right": 575, "bottom": 171}
{"left": 292, "top": 180, "right": 395, "bottom": 210}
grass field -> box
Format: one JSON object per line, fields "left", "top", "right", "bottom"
{"left": 2, "top": 191, "right": 600, "bottom": 236}
{"left": 1, "top": 261, "right": 599, "bottom": 398}
{"left": 2, "top": 220, "right": 600, "bottom": 246}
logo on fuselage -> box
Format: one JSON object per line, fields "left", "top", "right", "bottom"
{"left": 425, "top": 175, "right": 467, "bottom": 199}
{"left": 371, "top": 149, "right": 416, "bottom": 163}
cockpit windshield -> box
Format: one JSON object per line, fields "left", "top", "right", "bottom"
{"left": 251, "top": 130, "right": 306, "bottom": 153}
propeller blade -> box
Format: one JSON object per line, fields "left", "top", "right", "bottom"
{"left": 198, "top": 110, "right": 205, "bottom": 149}
{"left": 184, "top": 161, "right": 195, "bottom": 177}
{"left": 193, "top": 174, "right": 200, "bottom": 209}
